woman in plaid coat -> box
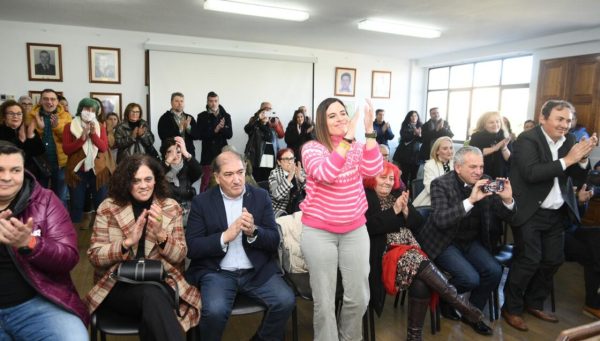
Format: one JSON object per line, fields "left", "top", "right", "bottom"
{"left": 85, "top": 155, "right": 200, "bottom": 340}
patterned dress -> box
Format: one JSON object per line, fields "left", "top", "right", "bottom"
{"left": 381, "top": 194, "right": 428, "bottom": 290}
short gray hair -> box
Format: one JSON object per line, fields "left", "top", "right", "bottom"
{"left": 454, "top": 146, "right": 482, "bottom": 166}
{"left": 212, "top": 150, "right": 245, "bottom": 174}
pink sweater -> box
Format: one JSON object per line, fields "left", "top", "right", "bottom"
{"left": 300, "top": 136, "right": 383, "bottom": 233}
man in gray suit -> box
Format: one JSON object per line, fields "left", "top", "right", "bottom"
{"left": 502, "top": 100, "right": 597, "bottom": 331}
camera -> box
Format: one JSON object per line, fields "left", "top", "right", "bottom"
{"left": 482, "top": 179, "right": 505, "bottom": 193}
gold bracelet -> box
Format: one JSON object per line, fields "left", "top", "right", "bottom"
{"left": 339, "top": 139, "right": 351, "bottom": 152}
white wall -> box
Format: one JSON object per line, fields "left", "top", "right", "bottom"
{"left": 0, "top": 20, "right": 410, "bottom": 154}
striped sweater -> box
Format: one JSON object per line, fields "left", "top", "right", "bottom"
{"left": 300, "top": 136, "right": 383, "bottom": 233}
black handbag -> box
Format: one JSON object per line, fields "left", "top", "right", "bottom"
{"left": 31, "top": 154, "right": 52, "bottom": 178}
{"left": 112, "top": 258, "right": 180, "bottom": 316}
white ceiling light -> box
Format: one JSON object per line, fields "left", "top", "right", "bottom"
{"left": 358, "top": 19, "right": 441, "bottom": 38}
{"left": 204, "top": 0, "right": 309, "bottom": 22}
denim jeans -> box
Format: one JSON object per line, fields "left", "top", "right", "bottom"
{"left": 197, "top": 270, "right": 295, "bottom": 341}
{"left": 434, "top": 240, "right": 502, "bottom": 310}
{"left": 39, "top": 167, "right": 68, "bottom": 208}
{"left": 0, "top": 296, "right": 87, "bottom": 341}
{"left": 68, "top": 169, "right": 107, "bottom": 223}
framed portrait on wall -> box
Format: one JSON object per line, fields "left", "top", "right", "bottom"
{"left": 29, "top": 90, "right": 64, "bottom": 106}
{"left": 89, "top": 46, "right": 121, "bottom": 84}
{"left": 27, "top": 43, "right": 63, "bottom": 82}
{"left": 371, "top": 70, "right": 391, "bottom": 99}
{"left": 334, "top": 67, "right": 356, "bottom": 97}
{"left": 90, "top": 92, "right": 122, "bottom": 117}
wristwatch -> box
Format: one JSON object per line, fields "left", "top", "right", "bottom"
{"left": 251, "top": 226, "right": 259, "bottom": 238}
{"left": 365, "top": 131, "right": 377, "bottom": 139}
{"left": 18, "top": 236, "right": 37, "bottom": 255}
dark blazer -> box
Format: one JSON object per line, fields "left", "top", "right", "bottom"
{"left": 365, "top": 188, "right": 423, "bottom": 316}
{"left": 35, "top": 63, "right": 55, "bottom": 75}
{"left": 417, "top": 171, "right": 515, "bottom": 259}
{"left": 196, "top": 106, "right": 233, "bottom": 165}
{"left": 157, "top": 111, "right": 198, "bottom": 158}
{"left": 510, "top": 125, "right": 588, "bottom": 226}
{"left": 419, "top": 119, "right": 453, "bottom": 161}
{"left": 185, "top": 184, "right": 281, "bottom": 287}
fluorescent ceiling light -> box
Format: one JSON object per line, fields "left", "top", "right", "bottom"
{"left": 204, "top": 0, "right": 309, "bottom": 22}
{"left": 358, "top": 19, "right": 441, "bottom": 38}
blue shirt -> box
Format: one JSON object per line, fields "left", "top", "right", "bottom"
{"left": 219, "top": 188, "right": 254, "bottom": 271}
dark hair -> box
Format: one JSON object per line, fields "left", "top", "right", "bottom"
{"left": 40, "top": 89, "right": 58, "bottom": 98}
{"left": 160, "top": 137, "right": 178, "bottom": 159}
{"left": 57, "top": 95, "right": 66, "bottom": 102}
{"left": 341, "top": 72, "right": 351, "bottom": 80}
{"left": 314, "top": 98, "right": 346, "bottom": 151}
{"left": 211, "top": 150, "right": 245, "bottom": 174}
{"left": 375, "top": 109, "right": 384, "bottom": 115}
{"left": 207, "top": 91, "right": 218, "bottom": 100}
{"left": 108, "top": 155, "right": 170, "bottom": 206}
{"left": 429, "top": 107, "right": 439, "bottom": 114}
{"left": 276, "top": 148, "right": 294, "bottom": 161}
{"left": 124, "top": 103, "right": 143, "bottom": 122}
{"left": 171, "top": 92, "right": 184, "bottom": 101}
{"left": 290, "top": 110, "right": 305, "bottom": 125}
{"left": 0, "top": 100, "right": 23, "bottom": 120}
{"left": 0, "top": 141, "right": 25, "bottom": 162}
{"left": 540, "top": 100, "right": 574, "bottom": 119}
{"left": 402, "top": 110, "right": 422, "bottom": 128}
{"left": 106, "top": 112, "right": 120, "bottom": 122}
{"left": 524, "top": 119, "right": 536, "bottom": 126}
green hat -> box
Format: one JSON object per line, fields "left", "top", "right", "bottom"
{"left": 76, "top": 97, "right": 100, "bottom": 117}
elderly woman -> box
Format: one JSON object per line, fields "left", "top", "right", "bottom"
{"left": 268, "top": 148, "right": 306, "bottom": 217}
{"left": 85, "top": 155, "right": 200, "bottom": 341}
{"left": 413, "top": 136, "right": 454, "bottom": 207}
{"left": 364, "top": 161, "right": 484, "bottom": 341}
{"left": 114, "top": 103, "right": 157, "bottom": 163}
{"left": 469, "top": 111, "right": 511, "bottom": 178}
{"left": 160, "top": 136, "right": 202, "bottom": 227}
{"left": 62, "top": 98, "right": 110, "bottom": 229}
{"left": 0, "top": 100, "right": 46, "bottom": 180}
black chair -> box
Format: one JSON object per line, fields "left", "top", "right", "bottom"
{"left": 90, "top": 307, "right": 140, "bottom": 341}
{"left": 410, "top": 178, "right": 425, "bottom": 201}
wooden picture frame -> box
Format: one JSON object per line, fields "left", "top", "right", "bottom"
{"left": 90, "top": 92, "right": 122, "bottom": 117}
{"left": 27, "top": 43, "right": 63, "bottom": 82}
{"left": 371, "top": 70, "right": 392, "bottom": 99}
{"left": 88, "top": 46, "right": 121, "bottom": 84}
{"left": 29, "top": 90, "right": 64, "bottom": 105}
{"left": 334, "top": 67, "right": 356, "bottom": 97}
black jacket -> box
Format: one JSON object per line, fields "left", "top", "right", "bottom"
{"left": 510, "top": 126, "right": 588, "bottom": 226}
{"left": 163, "top": 157, "right": 202, "bottom": 203}
{"left": 284, "top": 121, "right": 313, "bottom": 158}
{"left": 419, "top": 119, "right": 453, "bottom": 161}
{"left": 196, "top": 105, "right": 232, "bottom": 165}
{"left": 244, "top": 119, "right": 273, "bottom": 170}
{"left": 157, "top": 111, "right": 198, "bottom": 158}
{"left": 365, "top": 188, "right": 424, "bottom": 316}
{"left": 0, "top": 124, "right": 46, "bottom": 179}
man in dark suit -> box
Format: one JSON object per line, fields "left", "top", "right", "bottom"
{"left": 502, "top": 100, "right": 597, "bottom": 331}
{"left": 157, "top": 92, "right": 198, "bottom": 157}
{"left": 419, "top": 107, "right": 453, "bottom": 161}
{"left": 418, "top": 146, "right": 515, "bottom": 336}
{"left": 185, "top": 150, "right": 295, "bottom": 341}
{"left": 34, "top": 50, "right": 56, "bottom": 75}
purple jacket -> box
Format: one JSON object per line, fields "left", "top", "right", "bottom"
{"left": 10, "top": 172, "right": 89, "bottom": 325}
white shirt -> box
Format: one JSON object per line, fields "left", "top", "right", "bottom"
{"left": 219, "top": 188, "right": 254, "bottom": 271}
{"left": 540, "top": 129, "right": 567, "bottom": 209}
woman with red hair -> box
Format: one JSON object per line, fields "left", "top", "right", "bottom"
{"left": 364, "top": 161, "right": 484, "bottom": 340}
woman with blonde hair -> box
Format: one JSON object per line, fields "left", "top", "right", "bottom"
{"left": 413, "top": 136, "right": 454, "bottom": 207}
{"left": 469, "top": 111, "right": 511, "bottom": 178}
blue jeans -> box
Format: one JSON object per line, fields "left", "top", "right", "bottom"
{"left": 0, "top": 296, "right": 87, "bottom": 341}
{"left": 68, "top": 169, "right": 107, "bottom": 223}
{"left": 39, "top": 167, "right": 68, "bottom": 208}
{"left": 198, "top": 270, "right": 295, "bottom": 341}
{"left": 434, "top": 240, "right": 502, "bottom": 310}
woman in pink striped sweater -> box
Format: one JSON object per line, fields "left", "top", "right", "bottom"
{"left": 300, "top": 98, "right": 383, "bottom": 340}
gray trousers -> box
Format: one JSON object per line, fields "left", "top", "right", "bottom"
{"left": 301, "top": 224, "right": 370, "bottom": 341}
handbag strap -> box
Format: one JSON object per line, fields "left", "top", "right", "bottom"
{"left": 113, "top": 273, "right": 181, "bottom": 317}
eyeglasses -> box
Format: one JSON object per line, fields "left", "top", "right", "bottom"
{"left": 6, "top": 112, "right": 23, "bottom": 117}
{"left": 21, "top": 103, "right": 33, "bottom": 106}
{"left": 280, "top": 157, "right": 296, "bottom": 162}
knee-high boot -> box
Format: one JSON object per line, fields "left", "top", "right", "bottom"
{"left": 407, "top": 297, "right": 430, "bottom": 341}
{"left": 416, "top": 262, "right": 484, "bottom": 323}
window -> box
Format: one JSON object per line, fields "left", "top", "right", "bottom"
{"left": 426, "top": 56, "right": 533, "bottom": 141}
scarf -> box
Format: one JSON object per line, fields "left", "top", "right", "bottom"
{"left": 165, "top": 160, "right": 184, "bottom": 187}
{"left": 128, "top": 119, "right": 141, "bottom": 129}
{"left": 70, "top": 116, "right": 100, "bottom": 173}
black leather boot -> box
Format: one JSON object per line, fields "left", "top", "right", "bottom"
{"left": 407, "top": 297, "right": 429, "bottom": 341}
{"left": 416, "top": 262, "right": 484, "bottom": 323}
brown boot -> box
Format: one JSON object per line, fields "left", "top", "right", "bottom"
{"left": 416, "top": 262, "right": 484, "bottom": 323}
{"left": 407, "top": 297, "right": 429, "bottom": 341}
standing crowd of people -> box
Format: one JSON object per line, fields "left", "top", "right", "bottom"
{"left": 0, "top": 89, "right": 599, "bottom": 341}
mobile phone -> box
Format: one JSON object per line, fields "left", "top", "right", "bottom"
{"left": 482, "top": 179, "right": 505, "bottom": 193}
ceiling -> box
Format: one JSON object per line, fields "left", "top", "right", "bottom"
{"left": 3, "top": 0, "right": 600, "bottom": 60}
